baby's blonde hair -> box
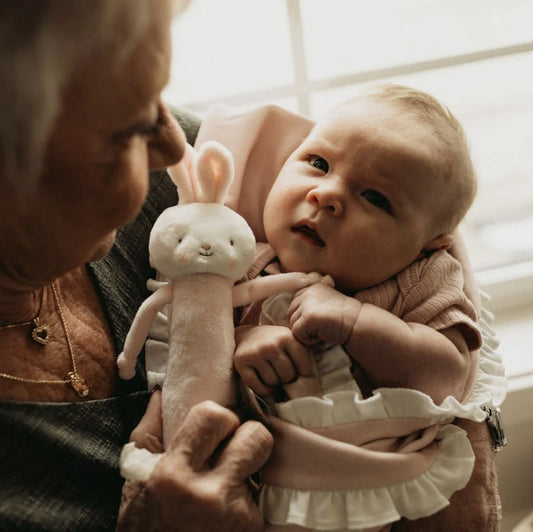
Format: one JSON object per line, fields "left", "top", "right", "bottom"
{"left": 358, "top": 83, "right": 477, "bottom": 234}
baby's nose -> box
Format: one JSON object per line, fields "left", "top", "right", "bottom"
{"left": 307, "top": 187, "right": 343, "bottom": 216}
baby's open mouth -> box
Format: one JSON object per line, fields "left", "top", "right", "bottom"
{"left": 292, "top": 225, "right": 325, "bottom": 247}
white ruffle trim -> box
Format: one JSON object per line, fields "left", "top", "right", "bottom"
{"left": 465, "top": 291, "right": 507, "bottom": 407}
{"left": 260, "top": 424, "right": 474, "bottom": 531}
{"left": 275, "top": 385, "right": 487, "bottom": 428}
{"left": 120, "top": 441, "right": 162, "bottom": 481}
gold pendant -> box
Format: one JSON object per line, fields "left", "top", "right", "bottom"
{"left": 31, "top": 318, "right": 51, "bottom": 346}
{"left": 67, "top": 371, "right": 90, "bottom": 398}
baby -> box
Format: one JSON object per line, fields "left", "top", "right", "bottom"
{"left": 233, "top": 84, "right": 483, "bottom": 530}
{"left": 235, "top": 83, "right": 480, "bottom": 404}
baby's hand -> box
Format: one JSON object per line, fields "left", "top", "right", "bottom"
{"left": 288, "top": 283, "right": 361, "bottom": 348}
{"left": 234, "top": 325, "right": 315, "bottom": 397}
{"left": 299, "top": 272, "right": 334, "bottom": 289}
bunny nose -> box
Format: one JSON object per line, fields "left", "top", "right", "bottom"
{"left": 202, "top": 243, "right": 211, "bottom": 250}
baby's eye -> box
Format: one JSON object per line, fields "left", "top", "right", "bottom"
{"left": 361, "top": 189, "right": 392, "bottom": 213}
{"left": 308, "top": 155, "right": 329, "bottom": 173}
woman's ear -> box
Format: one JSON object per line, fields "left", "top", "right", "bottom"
{"left": 423, "top": 233, "right": 455, "bottom": 251}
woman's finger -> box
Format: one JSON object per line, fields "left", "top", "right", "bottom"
{"left": 215, "top": 420, "right": 273, "bottom": 481}
{"left": 129, "top": 388, "right": 164, "bottom": 453}
{"left": 167, "top": 401, "right": 240, "bottom": 471}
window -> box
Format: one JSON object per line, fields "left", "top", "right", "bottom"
{"left": 164, "top": 0, "right": 533, "bottom": 378}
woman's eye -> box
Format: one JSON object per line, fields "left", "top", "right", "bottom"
{"left": 308, "top": 155, "right": 329, "bottom": 173}
{"left": 137, "top": 122, "right": 163, "bottom": 139}
{"left": 361, "top": 189, "right": 392, "bottom": 213}
{"left": 114, "top": 120, "right": 162, "bottom": 145}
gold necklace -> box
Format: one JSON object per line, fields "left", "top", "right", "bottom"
{"left": 0, "top": 282, "right": 90, "bottom": 398}
{"left": 0, "top": 287, "right": 51, "bottom": 345}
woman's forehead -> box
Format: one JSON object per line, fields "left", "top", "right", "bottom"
{"left": 63, "top": 14, "right": 171, "bottom": 131}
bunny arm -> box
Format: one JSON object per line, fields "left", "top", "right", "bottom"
{"left": 117, "top": 283, "right": 173, "bottom": 380}
{"left": 232, "top": 271, "right": 328, "bottom": 308}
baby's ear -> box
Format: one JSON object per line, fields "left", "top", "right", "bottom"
{"left": 423, "top": 233, "right": 455, "bottom": 251}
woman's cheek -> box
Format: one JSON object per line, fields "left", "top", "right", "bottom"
{"left": 106, "top": 141, "right": 150, "bottom": 226}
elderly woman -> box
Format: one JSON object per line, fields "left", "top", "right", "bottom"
{"left": 0, "top": 1, "right": 271, "bottom": 530}
{"left": 0, "top": 1, "right": 503, "bottom": 531}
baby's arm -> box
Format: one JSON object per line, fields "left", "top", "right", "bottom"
{"left": 234, "top": 325, "right": 321, "bottom": 398}
{"left": 288, "top": 283, "right": 471, "bottom": 403}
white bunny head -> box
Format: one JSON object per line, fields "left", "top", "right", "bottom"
{"left": 149, "top": 141, "right": 256, "bottom": 282}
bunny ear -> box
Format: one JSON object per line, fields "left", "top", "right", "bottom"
{"left": 195, "top": 141, "right": 234, "bottom": 204}
{"left": 167, "top": 144, "right": 199, "bottom": 204}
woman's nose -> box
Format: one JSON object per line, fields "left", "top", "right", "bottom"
{"left": 148, "top": 100, "right": 187, "bottom": 171}
{"left": 306, "top": 185, "right": 343, "bottom": 215}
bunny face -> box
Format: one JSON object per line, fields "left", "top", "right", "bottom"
{"left": 149, "top": 203, "right": 256, "bottom": 281}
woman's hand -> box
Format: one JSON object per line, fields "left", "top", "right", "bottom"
{"left": 117, "top": 390, "right": 273, "bottom": 531}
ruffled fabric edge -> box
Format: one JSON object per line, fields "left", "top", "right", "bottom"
{"left": 275, "top": 385, "right": 486, "bottom": 428}
{"left": 259, "top": 424, "right": 474, "bottom": 531}
{"left": 464, "top": 291, "right": 507, "bottom": 407}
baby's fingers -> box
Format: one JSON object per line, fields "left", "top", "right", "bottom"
{"left": 237, "top": 366, "right": 272, "bottom": 397}
{"left": 290, "top": 315, "right": 323, "bottom": 347}
{"left": 320, "top": 274, "right": 335, "bottom": 287}
{"left": 286, "top": 341, "right": 315, "bottom": 378}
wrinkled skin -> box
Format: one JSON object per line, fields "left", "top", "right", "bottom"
{"left": 118, "top": 394, "right": 273, "bottom": 532}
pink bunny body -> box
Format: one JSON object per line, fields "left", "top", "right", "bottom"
{"left": 164, "top": 274, "right": 235, "bottom": 442}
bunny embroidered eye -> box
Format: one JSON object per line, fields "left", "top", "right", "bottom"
{"left": 230, "top": 239, "right": 234, "bottom": 246}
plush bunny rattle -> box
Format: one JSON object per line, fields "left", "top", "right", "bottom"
{"left": 117, "top": 141, "right": 322, "bottom": 444}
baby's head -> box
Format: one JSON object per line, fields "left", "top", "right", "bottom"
{"left": 263, "top": 83, "right": 476, "bottom": 293}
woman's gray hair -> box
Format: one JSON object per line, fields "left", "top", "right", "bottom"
{"left": 0, "top": 0, "right": 188, "bottom": 191}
